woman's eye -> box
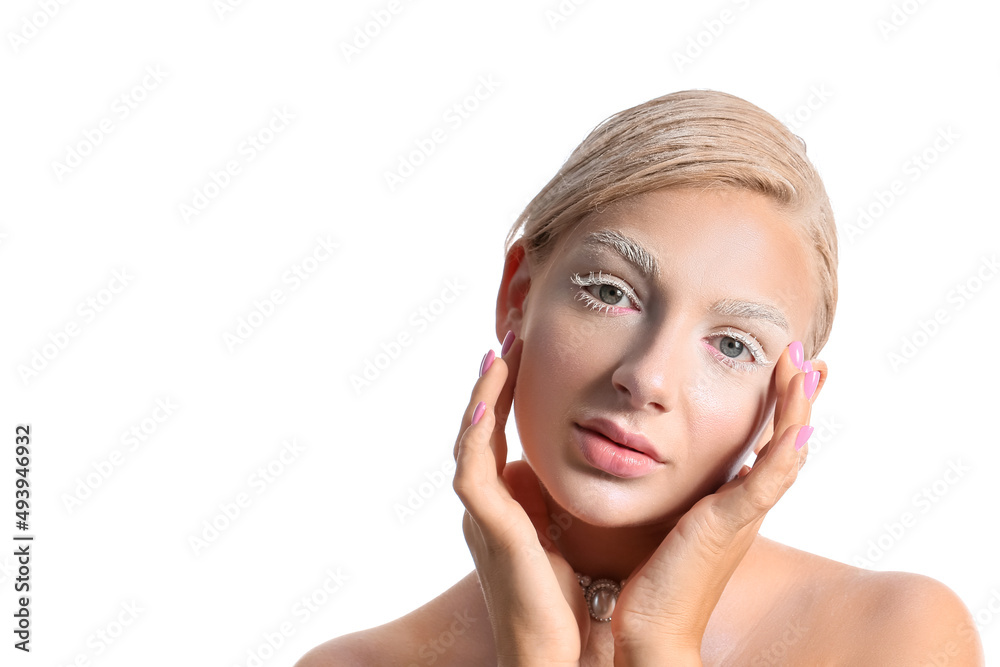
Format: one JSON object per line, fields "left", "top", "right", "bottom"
{"left": 570, "top": 271, "right": 640, "bottom": 313}
{"left": 717, "top": 335, "right": 755, "bottom": 362}
{"left": 711, "top": 329, "right": 771, "bottom": 371}
{"left": 587, "top": 284, "right": 630, "bottom": 308}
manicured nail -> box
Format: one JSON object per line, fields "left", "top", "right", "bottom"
{"left": 501, "top": 330, "right": 515, "bottom": 357}
{"left": 802, "top": 359, "right": 813, "bottom": 373}
{"left": 803, "top": 370, "right": 820, "bottom": 400}
{"left": 472, "top": 401, "right": 486, "bottom": 425}
{"left": 789, "top": 340, "right": 804, "bottom": 370}
{"left": 479, "top": 349, "right": 495, "bottom": 377}
{"left": 795, "top": 425, "right": 814, "bottom": 451}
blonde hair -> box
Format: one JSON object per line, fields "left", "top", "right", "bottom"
{"left": 504, "top": 89, "right": 838, "bottom": 359}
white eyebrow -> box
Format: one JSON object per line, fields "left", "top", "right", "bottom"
{"left": 711, "top": 298, "right": 790, "bottom": 333}
{"left": 581, "top": 230, "right": 660, "bottom": 279}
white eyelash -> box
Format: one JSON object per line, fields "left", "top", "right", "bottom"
{"left": 570, "top": 271, "right": 640, "bottom": 311}
{"left": 712, "top": 326, "right": 769, "bottom": 366}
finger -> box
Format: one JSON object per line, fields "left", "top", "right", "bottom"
{"left": 724, "top": 422, "right": 812, "bottom": 526}
{"left": 772, "top": 342, "right": 804, "bottom": 428}
{"left": 453, "top": 397, "right": 512, "bottom": 525}
{"left": 453, "top": 344, "right": 510, "bottom": 462}
{"left": 487, "top": 335, "right": 523, "bottom": 475}
{"left": 455, "top": 404, "right": 544, "bottom": 557}
{"left": 763, "top": 349, "right": 820, "bottom": 462}
{"left": 452, "top": 345, "right": 512, "bottom": 516}
{"left": 774, "top": 351, "right": 828, "bottom": 427}
{"left": 773, "top": 367, "right": 814, "bottom": 449}
{"left": 493, "top": 334, "right": 522, "bottom": 436}
{"left": 804, "top": 358, "right": 829, "bottom": 403}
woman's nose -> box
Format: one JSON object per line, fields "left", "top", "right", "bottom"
{"left": 610, "top": 326, "right": 691, "bottom": 413}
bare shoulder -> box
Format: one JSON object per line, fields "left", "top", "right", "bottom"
{"left": 293, "top": 569, "right": 494, "bottom": 667}
{"left": 839, "top": 567, "right": 985, "bottom": 665}
{"left": 752, "top": 537, "right": 984, "bottom": 666}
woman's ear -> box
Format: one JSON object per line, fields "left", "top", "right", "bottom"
{"left": 496, "top": 243, "right": 532, "bottom": 344}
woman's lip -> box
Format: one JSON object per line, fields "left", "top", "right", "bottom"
{"left": 574, "top": 424, "right": 662, "bottom": 478}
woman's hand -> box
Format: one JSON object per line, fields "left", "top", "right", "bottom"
{"left": 610, "top": 341, "right": 828, "bottom": 665}
{"left": 453, "top": 332, "right": 590, "bottom": 667}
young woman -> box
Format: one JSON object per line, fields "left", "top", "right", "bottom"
{"left": 295, "top": 90, "right": 984, "bottom": 666}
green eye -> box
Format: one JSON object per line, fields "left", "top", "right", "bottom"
{"left": 570, "top": 271, "right": 640, "bottom": 314}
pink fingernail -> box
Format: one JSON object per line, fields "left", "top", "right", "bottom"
{"left": 479, "top": 349, "right": 495, "bottom": 377}
{"left": 789, "top": 341, "right": 804, "bottom": 370}
{"left": 501, "top": 330, "right": 515, "bottom": 357}
{"left": 802, "top": 359, "right": 813, "bottom": 373}
{"left": 472, "top": 401, "right": 486, "bottom": 425}
{"left": 803, "top": 370, "right": 820, "bottom": 400}
{"left": 795, "top": 425, "right": 813, "bottom": 451}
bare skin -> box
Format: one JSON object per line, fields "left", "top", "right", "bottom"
{"left": 295, "top": 188, "right": 984, "bottom": 666}
{"left": 295, "top": 539, "right": 983, "bottom": 665}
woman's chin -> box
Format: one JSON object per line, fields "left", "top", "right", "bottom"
{"left": 533, "top": 471, "right": 685, "bottom": 529}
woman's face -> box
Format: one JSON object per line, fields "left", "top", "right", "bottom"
{"left": 505, "top": 186, "right": 819, "bottom": 527}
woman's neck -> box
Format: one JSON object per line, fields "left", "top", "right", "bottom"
{"left": 539, "top": 488, "right": 680, "bottom": 583}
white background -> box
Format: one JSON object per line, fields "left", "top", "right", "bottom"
{"left": 2, "top": 0, "right": 998, "bottom": 665}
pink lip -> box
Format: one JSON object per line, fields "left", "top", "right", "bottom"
{"left": 575, "top": 417, "right": 663, "bottom": 462}
{"left": 574, "top": 424, "right": 662, "bottom": 478}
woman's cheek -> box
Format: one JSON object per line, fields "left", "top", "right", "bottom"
{"left": 513, "top": 316, "right": 591, "bottom": 460}
{"left": 688, "top": 373, "right": 763, "bottom": 466}
{"left": 512, "top": 336, "right": 556, "bottom": 463}
{"left": 538, "top": 308, "right": 600, "bottom": 375}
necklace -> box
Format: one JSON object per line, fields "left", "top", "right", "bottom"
{"left": 575, "top": 572, "right": 627, "bottom": 622}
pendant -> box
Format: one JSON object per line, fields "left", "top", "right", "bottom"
{"left": 577, "top": 575, "right": 622, "bottom": 622}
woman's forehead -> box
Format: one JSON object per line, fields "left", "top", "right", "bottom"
{"left": 564, "top": 188, "right": 802, "bottom": 260}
